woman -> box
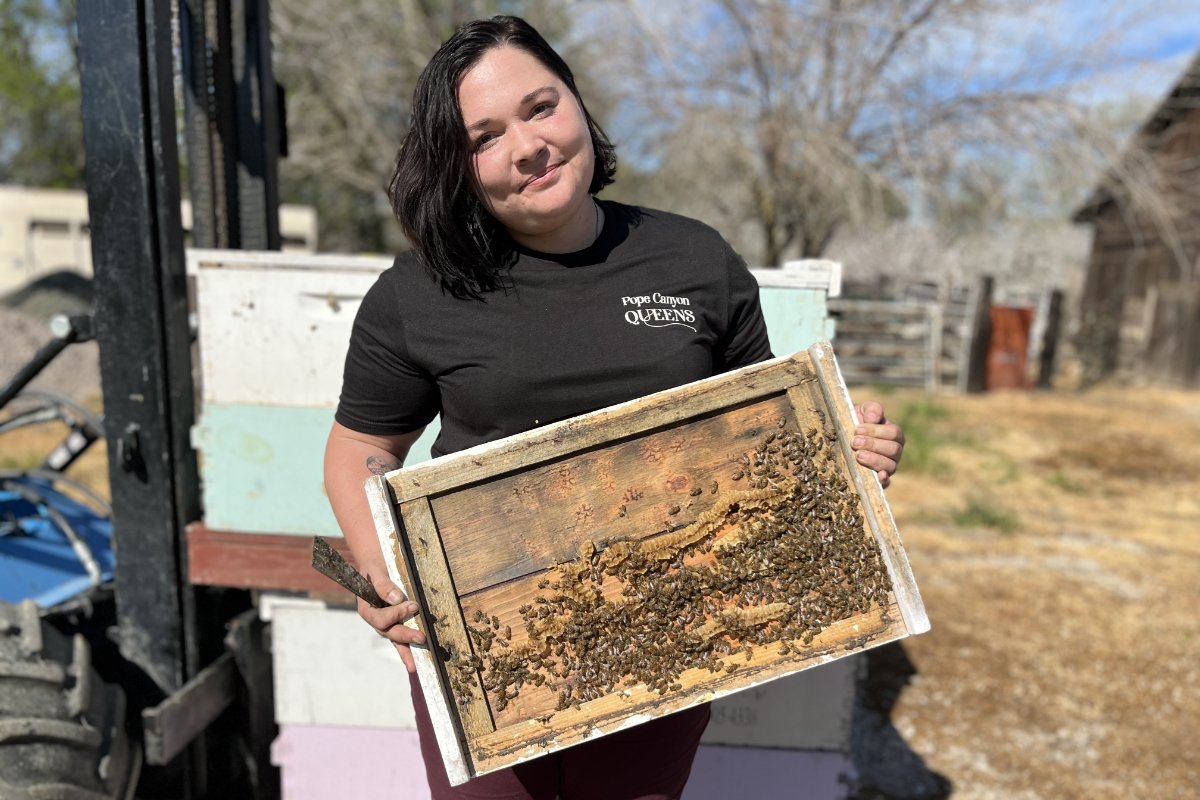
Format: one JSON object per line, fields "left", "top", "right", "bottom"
{"left": 324, "top": 15, "right": 905, "bottom": 800}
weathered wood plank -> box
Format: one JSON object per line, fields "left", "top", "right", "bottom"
{"left": 469, "top": 604, "right": 905, "bottom": 774}
{"left": 456, "top": 520, "right": 908, "bottom": 729}
{"left": 186, "top": 522, "right": 353, "bottom": 597}
{"left": 399, "top": 498, "right": 496, "bottom": 749}
{"left": 431, "top": 395, "right": 795, "bottom": 595}
{"left": 385, "top": 353, "right": 814, "bottom": 503}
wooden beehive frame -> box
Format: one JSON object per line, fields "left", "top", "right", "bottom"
{"left": 366, "top": 342, "right": 928, "bottom": 785}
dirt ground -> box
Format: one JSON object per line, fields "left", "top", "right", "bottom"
{"left": 850, "top": 383, "right": 1200, "bottom": 800}
{"left": 4, "top": 362, "right": 1197, "bottom": 800}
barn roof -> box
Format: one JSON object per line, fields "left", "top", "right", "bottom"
{"left": 1072, "top": 50, "right": 1200, "bottom": 224}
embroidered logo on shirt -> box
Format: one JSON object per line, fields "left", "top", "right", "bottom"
{"left": 620, "top": 293, "right": 697, "bottom": 332}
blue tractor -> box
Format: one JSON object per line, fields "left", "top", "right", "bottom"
{"left": 0, "top": 313, "right": 136, "bottom": 798}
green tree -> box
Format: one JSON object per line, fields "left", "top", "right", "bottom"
{"left": 0, "top": 0, "right": 82, "bottom": 188}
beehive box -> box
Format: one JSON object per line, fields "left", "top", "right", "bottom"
{"left": 366, "top": 342, "right": 928, "bottom": 785}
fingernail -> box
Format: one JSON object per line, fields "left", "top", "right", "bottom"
{"left": 855, "top": 426, "right": 867, "bottom": 435}
{"left": 386, "top": 590, "right": 404, "bottom": 604}
{"left": 853, "top": 436, "right": 865, "bottom": 447}
{"left": 404, "top": 602, "right": 419, "bottom": 615}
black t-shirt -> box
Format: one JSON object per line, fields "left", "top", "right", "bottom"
{"left": 335, "top": 201, "right": 773, "bottom": 457}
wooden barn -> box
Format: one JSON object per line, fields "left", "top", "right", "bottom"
{"left": 1073, "top": 52, "right": 1200, "bottom": 386}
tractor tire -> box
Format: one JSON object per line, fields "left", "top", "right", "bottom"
{"left": 0, "top": 600, "right": 136, "bottom": 800}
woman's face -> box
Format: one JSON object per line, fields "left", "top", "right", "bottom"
{"left": 458, "top": 46, "right": 596, "bottom": 251}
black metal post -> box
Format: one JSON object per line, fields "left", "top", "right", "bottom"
{"left": 965, "top": 275, "right": 994, "bottom": 394}
{"left": 79, "top": 3, "right": 283, "bottom": 795}
{"left": 1036, "top": 289, "right": 1064, "bottom": 389}
{"left": 76, "top": 1, "right": 202, "bottom": 793}
{"left": 181, "top": 0, "right": 281, "bottom": 250}
{"left": 181, "top": 0, "right": 224, "bottom": 249}
{"left": 232, "top": 0, "right": 282, "bottom": 250}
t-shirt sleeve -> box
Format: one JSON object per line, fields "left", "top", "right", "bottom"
{"left": 334, "top": 270, "right": 440, "bottom": 435}
{"left": 715, "top": 246, "right": 774, "bottom": 372}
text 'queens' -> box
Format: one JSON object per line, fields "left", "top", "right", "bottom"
{"left": 620, "top": 292, "right": 697, "bottom": 331}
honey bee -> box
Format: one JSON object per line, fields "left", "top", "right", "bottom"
{"left": 465, "top": 423, "right": 896, "bottom": 715}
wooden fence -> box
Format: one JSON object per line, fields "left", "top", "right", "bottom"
{"left": 828, "top": 281, "right": 976, "bottom": 392}
{"left": 826, "top": 299, "right": 942, "bottom": 391}
{"left": 827, "top": 279, "right": 1063, "bottom": 392}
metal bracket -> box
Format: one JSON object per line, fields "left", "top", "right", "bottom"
{"left": 116, "top": 423, "right": 143, "bottom": 474}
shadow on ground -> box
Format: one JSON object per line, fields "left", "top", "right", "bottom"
{"left": 850, "top": 642, "right": 952, "bottom": 800}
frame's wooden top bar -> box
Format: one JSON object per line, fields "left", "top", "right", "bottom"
{"left": 383, "top": 352, "right": 816, "bottom": 503}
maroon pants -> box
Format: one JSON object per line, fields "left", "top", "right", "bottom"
{"left": 410, "top": 673, "right": 710, "bottom": 800}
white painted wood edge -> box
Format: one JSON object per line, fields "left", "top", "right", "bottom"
{"left": 257, "top": 593, "right": 328, "bottom": 622}
{"left": 807, "top": 342, "right": 930, "bottom": 635}
{"left": 365, "top": 475, "right": 471, "bottom": 784}
{"left": 187, "top": 247, "right": 395, "bottom": 275}
{"left": 752, "top": 259, "right": 843, "bottom": 296}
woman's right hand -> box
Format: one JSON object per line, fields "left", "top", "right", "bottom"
{"left": 360, "top": 574, "right": 426, "bottom": 673}
{"left": 324, "top": 422, "right": 429, "bottom": 673}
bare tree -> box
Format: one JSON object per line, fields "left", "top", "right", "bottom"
{"left": 600, "top": 0, "right": 1182, "bottom": 268}
{"left": 273, "top": 0, "right": 493, "bottom": 196}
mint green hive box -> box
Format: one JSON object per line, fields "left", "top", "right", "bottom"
{"left": 189, "top": 252, "right": 840, "bottom": 537}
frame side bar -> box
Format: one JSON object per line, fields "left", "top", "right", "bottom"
{"left": 807, "top": 342, "right": 930, "bottom": 635}
{"left": 399, "top": 499, "right": 497, "bottom": 743}
{"left": 365, "top": 476, "right": 472, "bottom": 784}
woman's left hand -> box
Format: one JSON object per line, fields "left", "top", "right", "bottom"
{"left": 851, "top": 401, "right": 905, "bottom": 488}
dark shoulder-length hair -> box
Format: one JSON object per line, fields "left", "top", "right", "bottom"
{"left": 388, "top": 15, "right": 618, "bottom": 300}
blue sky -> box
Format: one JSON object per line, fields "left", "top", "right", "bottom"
{"left": 583, "top": 1, "right": 1200, "bottom": 106}
{"left": 1063, "top": 0, "right": 1200, "bottom": 101}
{"left": 1151, "top": 32, "right": 1199, "bottom": 60}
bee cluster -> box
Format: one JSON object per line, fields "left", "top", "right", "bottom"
{"left": 449, "top": 417, "right": 894, "bottom": 715}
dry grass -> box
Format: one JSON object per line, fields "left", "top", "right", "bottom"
{"left": 872, "top": 384, "right": 1200, "bottom": 800}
